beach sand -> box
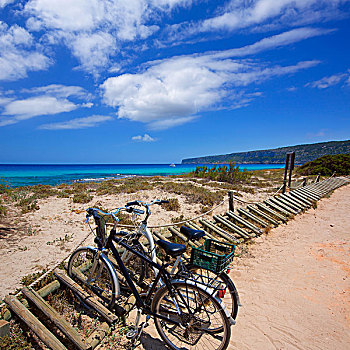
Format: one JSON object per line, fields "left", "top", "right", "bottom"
{"left": 133, "top": 184, "right": 349, "bottom": 350}
{"left": 0, "top": 180, "right": 349, "bottom": 349}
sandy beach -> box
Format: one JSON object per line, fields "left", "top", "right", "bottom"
{"left": 133, "top": 184, "right": 350, "bottom": 350}
{"left": 0, "top": 178, "right": 349, "bottom": 349}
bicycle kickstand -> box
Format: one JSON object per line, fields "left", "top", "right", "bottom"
{"left": 126, "top": 309, "right": 150, "bottom": 348}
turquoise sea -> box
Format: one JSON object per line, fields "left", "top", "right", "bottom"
{"left": 0, "top": 164, "right": 284, "bottom": 187}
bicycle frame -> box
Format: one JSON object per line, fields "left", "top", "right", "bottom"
{"left": 107, "top": 232, "right": 192, "bottom": 327}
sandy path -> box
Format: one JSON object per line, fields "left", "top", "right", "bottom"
{"left": 136, "top": 184, "right": 350, "bottom": 350}
{"left": 230, "top": 184, "right": 350, "bottom": 349}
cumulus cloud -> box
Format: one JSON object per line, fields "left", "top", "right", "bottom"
{"left": 39, "top": 115, "right": 113, "bottom": 130}
{"left": 131, "top": 133, "right": 156, "bottom": 142}
{"left": 2, "top": 96, "right": 77, "bottom": 120}
{"left": 101, "top": 29, "right": 322, "bottom": 129}
{"left": 22, "top": 0, "right": 191, "bottom": 75}
{"left": 0, "top": 84, "right": 93, "bottom": 126}
{"left": 0, "top": 22, "right": 51, "bottom": 81}
{"left": 305, "top": 71, "right": 350, "bottom": 89}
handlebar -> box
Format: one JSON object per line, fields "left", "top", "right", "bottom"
{"left": 125, "top": 199, "right": 169, "bottom": 224}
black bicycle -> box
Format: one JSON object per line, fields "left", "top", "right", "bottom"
{"left": 68, "top": 206, "right": 232, "bottom": 350}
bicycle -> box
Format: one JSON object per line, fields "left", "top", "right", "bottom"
{"left": 123, "top": 200, "right": 240, "bottom": 321}
{"left": 68, "top": 206, "right": 232, "bottom": 350}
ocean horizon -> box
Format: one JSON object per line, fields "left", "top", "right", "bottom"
{"left": 0, "top": 163, "right": 285, "bottom": 188}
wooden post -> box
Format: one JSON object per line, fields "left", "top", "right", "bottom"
{"left": 0, "top": 320, "right": 10, "bottom": 338}
{"left": 4, "top": 295, "right": 67, "bottom": 350}
{"left": 53, "top": 269, "right": 118, "bottom": 324}
{"left": 228, "top": 191, "right": 234, "bottom": 212}
{"left": 315, "top": 173, "right": 320, "bottom": 183}
{"left": 302, "top": 178, "right": 307, "bottom": 187}
{"left": 282, "top": 153, "right": 290, "bottom": 194}
{"left": 22, "top": 286, "right": 91, "bottom": 350}
{"left": 288, "top": 152, "right": 295, "bottom": 188}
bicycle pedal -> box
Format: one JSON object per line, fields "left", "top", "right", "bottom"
{"left": 126, "top": 328, "right": 138, "bottom": 339}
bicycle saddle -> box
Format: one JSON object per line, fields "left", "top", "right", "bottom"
{"left": 180, "top": 226, "right": 205, "bottom": 241}
{"left": 157, "top": 239, "right": 186, "bottom": 257}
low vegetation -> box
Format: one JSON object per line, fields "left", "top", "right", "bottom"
{"left": 189, "top": 162, "right": 251, "bottom": 184}
{"left": 297, "top": 153, "right": 350, "bottom": 176}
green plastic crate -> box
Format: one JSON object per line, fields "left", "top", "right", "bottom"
{"left": 190, "top": 239, "right": 235, "bottom": 273}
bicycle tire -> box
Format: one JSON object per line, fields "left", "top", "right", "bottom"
{"left": 67, "top": 246, "right": 117, "bottom": 310}
{"left": 185, "top": 264, "right": 239, "bottom": 320}
{"left": 152, "top": 281, "right": 231, "bottom": 350}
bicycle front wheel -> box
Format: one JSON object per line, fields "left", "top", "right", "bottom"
{"left": 67, "top": 246, "right": 117, "bottom": 310}
{"left": 152, "top": 281, "right": 231, "bottom": 350}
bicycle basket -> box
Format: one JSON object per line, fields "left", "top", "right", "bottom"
{"left": 190, "top": 239, "right": 235, "bottom": 274}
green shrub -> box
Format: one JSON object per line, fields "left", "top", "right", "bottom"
{"left": 189, "top": 162, "right": 251, "bottom": 184}
{"left": 162, "top": 198, "right": 180, "bottom": 211}
{"left": 297, "top": 153, "right": 350, "bottom": 176}
{"left": 73, "top": 192, "right": 93, "bottom": 204}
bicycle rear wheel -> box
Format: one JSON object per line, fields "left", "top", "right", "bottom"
{"left": 67, "top": 246, "right": 117, "bottom": 310}
{"left": 185, "top": 265, "right": 239, "bottom": 320}
{"left": 152, "top": 281, "right": 231, "bottom": 350}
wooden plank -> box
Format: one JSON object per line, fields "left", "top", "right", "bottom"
{"left": 295, "top": 188, "right": 320, "bottom": 200}
{"left": 22, "top": 286, "right": 91, "bottom": 350}
{"left": 256, "top": 203, "right": 288, "bottom": 222}
{"left": 225, "top": 211, "right": 262, "bottom": 235}
{"left": 54, "top": 269, "right": 118, "bottom": 324}
{"left": 273, "top": 196, "right": 301, "bottom": 212}
{"left": 268, "top": 198, "right": 298, "bottom": 214}
{"left": 289, "top": 191, "right": 314, "bottom": 206}
{"left": 3, "top": 280, "right": 61, "bottom": 322}
{"left": 213, "top": 215, "right": 251, "bottom": 239}
{"left": 86, "top": 321, "right": 110, "bottom": 349}
{"left": 4, "top": 295, "right": 67, "bottom": 350}
{"left": 245, "top": 206, "right": 279, "bottom": 226}
{"left": 237, "top": 208, "right": 269, "bottom": 227}
{"left": 281, "top": 193, "right": 310, "bottom": 208}
{"left": 264, "top": 199, "right": 293, "bottom": 217}
{"left": 199, "top": 219, "right": 241, "bottom": 244}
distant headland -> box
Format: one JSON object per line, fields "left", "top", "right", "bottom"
{"left": 181, "top": 140, "right": 350, "bottom": 165}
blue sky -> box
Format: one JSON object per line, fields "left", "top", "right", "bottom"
{"left": 0, "top": 0, "right": 349, "bottom": 164}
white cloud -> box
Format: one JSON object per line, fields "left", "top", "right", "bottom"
{"left": 0, "top": 22, "right": 51, "bottom": 81}
{"left": 210, "top": 27, "right": 334, "bottom": 59}
{"left": 3, "top": 96, "right": 77, "bottom": 120}
{"left": 39, "top": 115, "right": 113, "bottom": 130}
{"left": 0, "top": 83, "right": 95, "bottom": 126}
{"left": 22, "top": 0, "right": 191, "bottom": 75}
{"left": 132, "top": 133, "right": 156, "bottom": 142}
{"left": 306, "top": 72, "right": 350, "bottom": 89}
{"left": 101, "top": 31, "right": 320, "bottom": 130}
{"left": 164, "top": 0, "right": 348, "bottom": 42}
{"left": 0, "top": 0, "right": 14, "bottom": 8}
{"left": 22, "top": 84, "right": 91, "bottom": 99}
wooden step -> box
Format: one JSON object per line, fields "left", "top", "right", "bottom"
{"left": 226, "top": 211, "right": 262, "bottom": 235}
{"left": 246, "top": 206, "right": 279, "bottom": 226}
{"left": 22, "top": 286, "right": 91, "bottom": 350}
{"left": 255, "top": 203, "right": 288, "bottom": 222}
{"left": 213, "top": 215, "right": 251, "bottom": 239}
{"left": 54, "top": 269, "right": 118, "bottom": 324}
{"left": 4, "top": 295, "right": 67, "bottom": 350}
{"left": 237, "top": 208, "right": 269, "bottom": 227}
{"left": 199, "top": 219, "right": 241, "bottom": 244}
